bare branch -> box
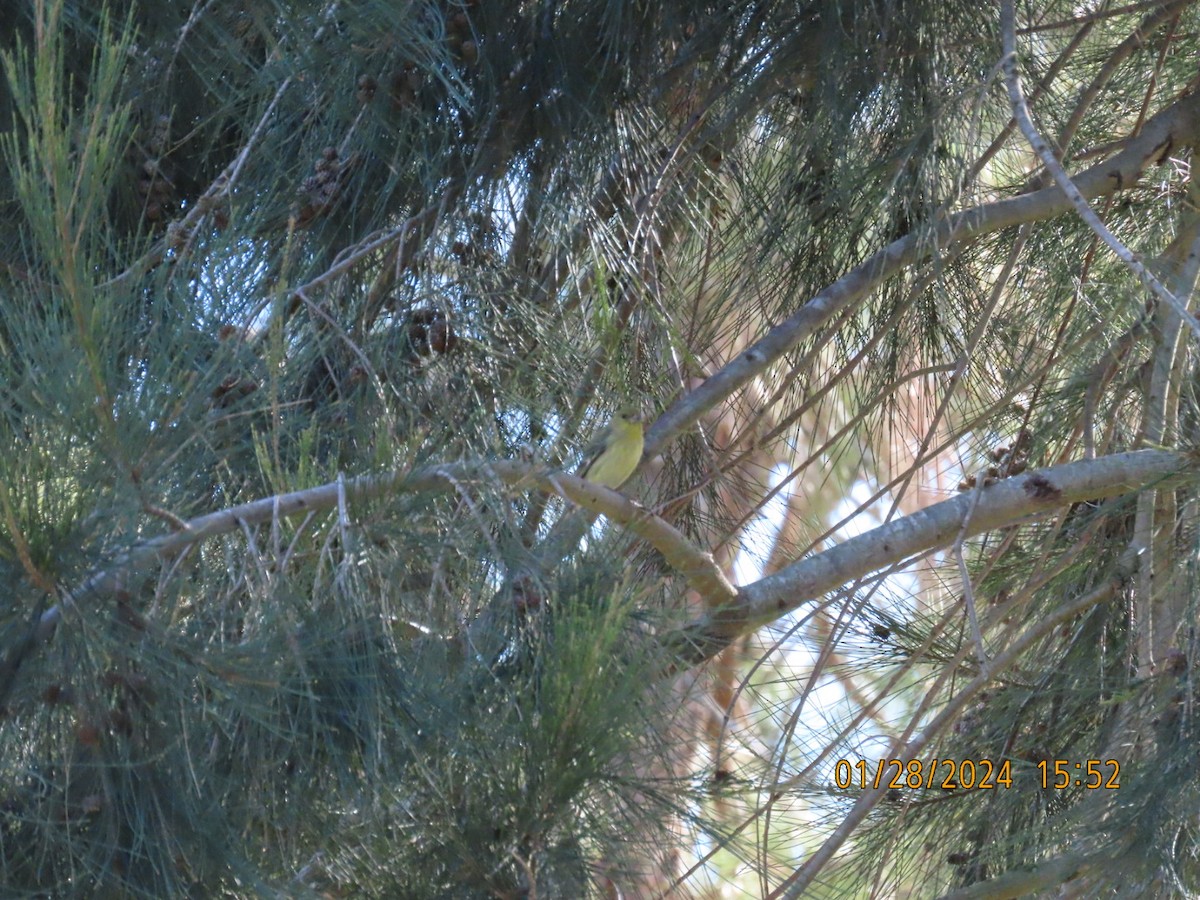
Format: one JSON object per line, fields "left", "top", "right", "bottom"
{"left": 679, "top": 449, "right": 1191, "bottom": 655}
{"left": 1000, "top": 0, "right": 1200, "bottom": 342}
{"left": 644, "top": 89, "right": 1200, "bottom": 460}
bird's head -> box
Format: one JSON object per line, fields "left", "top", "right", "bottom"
{"left": 614, "top": 404, "right": 644, "bottom": 425}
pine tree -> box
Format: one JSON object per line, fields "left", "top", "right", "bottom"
{"left": 3, "top": 1, "right": 1200, "bottom": 896}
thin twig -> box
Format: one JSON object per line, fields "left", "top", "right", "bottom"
{"left": 954, "top": 471, "right": 990, "bottom": 670}
{"left": 0, "top": 479, "right": 56, "bottom": 594}
{"left": 644, "top": 87, "right": 1200, "bottom": 463}
{"left": 1000, "top": 0, "right": 1200, "bottom": 343}
{"left": 1056, "top": 0, "right": 1190, "bottom": 154}
{"left": 1018, "top": 0, "right": 1180, "bottom": 35}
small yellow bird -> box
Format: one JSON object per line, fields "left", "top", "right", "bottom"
{"left": 578, "top": 406, "right": 644, "bottom": 489}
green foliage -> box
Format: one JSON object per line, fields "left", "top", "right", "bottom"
{"left": 3, "top": 0, "right": 1200, "bottom": 895}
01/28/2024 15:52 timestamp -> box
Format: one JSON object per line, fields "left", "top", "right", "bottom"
{"left": 832, "top": 758, "right": 1120, "bottom": 791}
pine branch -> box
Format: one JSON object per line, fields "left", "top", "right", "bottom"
{"left": 674, "top": 448, "right": 1193, "bottom": 656}
{"left": 645, "top": 89, "right": 1200, "bottom": 461}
